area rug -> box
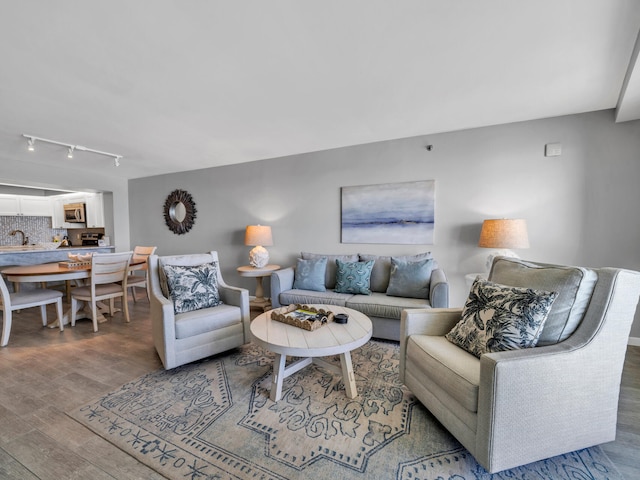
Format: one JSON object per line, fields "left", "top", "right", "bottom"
{"left": 68, "top": 341, "right": 623, "bottom": 480}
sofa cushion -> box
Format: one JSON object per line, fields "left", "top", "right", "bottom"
{"left": 359, "top": 252, "right": 433, "bottom": 293}
{"left": 174, "top": 303, "right": 241, "bottom": 339}
{"left": 386, "top": 257, "right": 434, "bottom": 299}
{"left": 163, "top": 262, "right": 223, "bottom": 314}
{"left": 345, "top": 292, "right": 430, "bottom": 320}
{"left": 279, "top": 289, "right": 353, "bottom": 307}
{"left": 301, "top": 252, "right": 359, "bottom": 289}
{"left": 292, "top": 257, "right": 327, "bottom": 292}
{"left": 489, "top": 257, "right": 597, "bottom": 346}
{"left": 335, "top": 259, "right": 374, "bottom": 295}
{"left": 446, "top": 278, "right": 558, "bottom": 358}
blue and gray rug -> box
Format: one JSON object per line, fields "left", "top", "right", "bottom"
{"left": 68, "top": 341, "right": 622, "bottom": 480}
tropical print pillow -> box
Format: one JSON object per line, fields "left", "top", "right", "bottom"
{"left": 163, "top": 262, "right": 223, "bottom": 314}
{"left": 445, "top": 278, "right": 558, "bottom": 358}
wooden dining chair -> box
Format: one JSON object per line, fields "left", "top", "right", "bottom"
{"left": 126, "top": 246, "right": 157, "bottom": 302}
{"left": 0, "top": 274, "right": 64, "bottom": 347}
{"left": 70, "top": 251, "right": 133, "bottom": 332}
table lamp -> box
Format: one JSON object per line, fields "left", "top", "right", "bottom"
{"left": 478, "top": 218, "right": 529, "bottom": 271}
{"left": 245, "top": 225, "right": 273, "bottom": 268}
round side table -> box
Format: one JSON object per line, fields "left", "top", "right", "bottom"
{"left": 237, "top": 264, "right": 280, "bottom": 311}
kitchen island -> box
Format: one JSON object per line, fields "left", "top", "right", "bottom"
{"left": 0, "top": 246, "right": 116, "bottom": 266}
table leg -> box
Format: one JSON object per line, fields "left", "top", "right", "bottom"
{"left": 270, "top": 353, "right": 287, "bottom": 402}
{"left": 250, "top": 276, "right": 271, "bottom": 311}
{"left": 340, "top": 351, "right": 358, "bottom": 399}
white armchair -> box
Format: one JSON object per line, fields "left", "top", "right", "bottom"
{"left": 149, "top": 251, "right": 250, "bottom": 369}
{"left": 399, "top": 257, "right": 640, "bottom": 473}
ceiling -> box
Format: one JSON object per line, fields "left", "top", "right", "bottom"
{"left": 1, "top": 1, "right": 640, "bottom": 181}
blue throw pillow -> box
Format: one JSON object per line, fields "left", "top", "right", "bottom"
{"left": 386, "top": 257, "right": 434, "bottom": 299}
{"left": 335, "top": 259, "right": 374, "bottom": 295}
{"left": 293, "top": 257, "right": 327, "bottom": 292}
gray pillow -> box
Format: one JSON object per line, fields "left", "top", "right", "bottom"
{"left": 489, "top": 257, "right": 597, "bottom": 345}
{"left": 293, "top": 257, "right": 327, "bottom": 292}
{"left": 386, "top": 257, "right": 434, "bottom": 299}
{"left": 359, "top": 252, "right": 432, "bottom": 293}
{"left": 163, "top": 262, "right": 223, "bottom": 314}
{"left": 301, "top": 252, "right": 359, "bottom": 289}
{"left": 445, "top": 278, "right": 558, "bottom": 358}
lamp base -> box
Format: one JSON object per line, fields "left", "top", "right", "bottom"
{"left": 485, "top": 249, "right": 519, "bottom": 271}
{"left": 249, "top": 246, "right": 269, "bottom": 268}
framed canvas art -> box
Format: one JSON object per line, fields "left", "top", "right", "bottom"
{"left": 341, "top": 180, "right": 435, "bottom": 244}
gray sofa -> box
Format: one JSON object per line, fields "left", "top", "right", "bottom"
{"left": 270, "top": 252, "right": 448, "bottom": 341}
{"left": 399, "top": 256, "right": 640, "bottom": 472}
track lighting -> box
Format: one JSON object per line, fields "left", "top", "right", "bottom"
{"left": 22, "top": 134, "right": 122, "bottom": 167}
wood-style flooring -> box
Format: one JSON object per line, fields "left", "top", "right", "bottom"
{"left": 0, "top": 296, "right": 639, "bottom": 479}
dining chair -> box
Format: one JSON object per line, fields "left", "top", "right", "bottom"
{"left": 126, "top": 246, "right": 157, "bottom": 302}
{"left": 70, "top": 251, "right": 133, "bottom": 332}
{"left": 1, "top": 275, "right": 64, "bottom": 347}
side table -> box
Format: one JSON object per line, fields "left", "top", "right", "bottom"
{"left": 237, "top": 264, "right": 280, "bottom": 311}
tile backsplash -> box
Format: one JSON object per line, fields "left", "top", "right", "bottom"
{"left": 0, "top": 216, "right": 67, "bottom": 245}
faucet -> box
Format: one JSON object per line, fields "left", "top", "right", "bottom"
{"left": 9, "top": 229, "right": 29, "bottom": 245}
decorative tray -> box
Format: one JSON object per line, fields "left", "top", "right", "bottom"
{"left": 270, "top": 304, "right": 334, "bottom": 331}
{"left": 59, "top": 261, "right": 91, "bottom": 268}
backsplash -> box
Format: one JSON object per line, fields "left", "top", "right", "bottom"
{"left": 0, "top": 216, "right": 67, "bottom": 246}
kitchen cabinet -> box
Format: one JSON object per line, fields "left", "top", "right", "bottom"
{"left": 84, "top": 193, "right": 105, "bottom": 228}
{"left": 52, "top": 192, "right": 105, "bottom": 228}
{"left": 0, "top": 195, "right": 52, "bottom": 217}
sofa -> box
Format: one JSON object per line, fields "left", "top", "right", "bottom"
{"left": 399, "top": 256, "right": 640, "bottom": 472}
{"left": 270, "top": 251, "right": 448, "bottom": 341}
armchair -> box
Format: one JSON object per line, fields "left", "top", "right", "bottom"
{"left": 399, "top": 257, "right": 640, "bottom": 473}
{"left": 149, "top": 251, "right": 250, "bottom": 369}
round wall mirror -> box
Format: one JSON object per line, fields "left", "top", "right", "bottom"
{"left": 163, "top": 189, "right": 197, "bottom": 235}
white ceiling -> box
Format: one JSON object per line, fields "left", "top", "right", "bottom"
{"left": 1, "top": 1, "right": 640, "bottom": 181}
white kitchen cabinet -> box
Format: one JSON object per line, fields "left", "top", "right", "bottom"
{"left": 84, "top": 193, "right": 105, "bottom": 228}
{"left": 0, "top": 195, "right": 52, "bottom": 217}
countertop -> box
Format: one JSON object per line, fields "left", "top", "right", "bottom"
{"left": 0, "top": 245, "right": 114, "bottom": 254}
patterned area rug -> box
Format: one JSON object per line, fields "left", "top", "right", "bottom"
{"left": 68, "top": 341, "right": 623, "bottom": 480}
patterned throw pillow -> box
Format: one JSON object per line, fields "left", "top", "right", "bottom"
{"left": 334, "top": 259, "right": 374, "bottom": 295}
{"left": 162, "top": 262, "right": 223, "bottom": 314}
{"left": 445, "top": 278, "right": 558, "bottom": 358}
{"left": 293, "top": 257, "right": 327, "bottom": 292}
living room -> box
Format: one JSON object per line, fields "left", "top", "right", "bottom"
{"left": 1, "top": 2, "right": 640, "bottom": 479}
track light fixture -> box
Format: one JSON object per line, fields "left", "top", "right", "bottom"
{"left": 22, "top": 134, "right": 123, "bottom": 167}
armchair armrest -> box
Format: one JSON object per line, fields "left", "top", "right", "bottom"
{"left": 399, "top": 307, "right": 463, "bottom": 381}
{"left": 149, "top": 280, "right": 178, "bottom": 368}
{"left": 429, "top": 268, "right": 449, "bottom": 307}
{"left": 270, "top": 266, "right": 295, "bottom": 308}
{"left": 218, "top": 282, "right": 250, "bottom": 341}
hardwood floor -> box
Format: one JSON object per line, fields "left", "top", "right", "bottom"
{"left": 0, "top": 297, "right": 639, "bottom": 479}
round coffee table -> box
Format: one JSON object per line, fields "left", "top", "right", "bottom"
{"left": 250, "top": 305, "right": 373, "bottom": 401}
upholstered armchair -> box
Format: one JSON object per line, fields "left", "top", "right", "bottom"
{"left": 399, "top": 257, "right": 640, "bottom": 473}
{"left": 149, "top": 251, "right": 250, "bottom": 369}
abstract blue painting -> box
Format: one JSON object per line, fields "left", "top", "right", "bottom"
{"left": 341, "top": 180, "right": 435, "bottom": 244}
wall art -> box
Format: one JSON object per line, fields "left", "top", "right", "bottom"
{"left": 341, "top": 180, "right": 434, "bottom": 244}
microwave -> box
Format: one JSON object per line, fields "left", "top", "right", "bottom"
{"left": 63, "top": 203, "right": 86, "bottom": 223}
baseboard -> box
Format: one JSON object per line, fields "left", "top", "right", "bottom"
{"left": 629, "top": 336, "right": 640, "bottom": 347}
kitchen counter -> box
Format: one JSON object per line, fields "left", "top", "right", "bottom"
{"left": 0, "top": 246, "right": 116, "bottom": 266}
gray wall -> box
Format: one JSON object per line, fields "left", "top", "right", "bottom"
{"left": 128, "top": 109, "right": 640, "bottom": 339}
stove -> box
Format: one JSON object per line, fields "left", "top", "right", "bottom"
{"left": 81, "top": 233, "right": 102, "bottom": 246}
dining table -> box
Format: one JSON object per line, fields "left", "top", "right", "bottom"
{"left": 1, "top": 255, "right": 147, "bottom": 327}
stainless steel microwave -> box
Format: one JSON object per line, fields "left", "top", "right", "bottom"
{"left": 63, "top": 203, "right": 86, "bottom": 223}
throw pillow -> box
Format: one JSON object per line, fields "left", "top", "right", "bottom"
{"left": 162, "top": 262, "right": 223, "bottom": 314}
{"left": 301, "top": 252, "right": 359, "bottom": 289}
{"left": 359, "top": 252, "right": 432, "bottom": 293}
{"left": 445, "top": 278, "right": 558, "bottom": 358}
{"left": 334, "top": 259, "right": 374, "bottom": 295}
{"left": 292, "top": 257, "right": 327, "bottom": 292}
{"left": 386, "top": 257, "right": 434, "bottom": 299}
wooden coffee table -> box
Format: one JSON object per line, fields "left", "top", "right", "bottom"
{"left": 250, "top": 305, "right": 373, "bottom": 401}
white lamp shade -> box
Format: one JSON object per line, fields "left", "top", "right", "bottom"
{"left": 478, "top": 219, "right": 529, "bottom": 249}
{"left": 245, "top": 225, "right": 273, "bottom": 247}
